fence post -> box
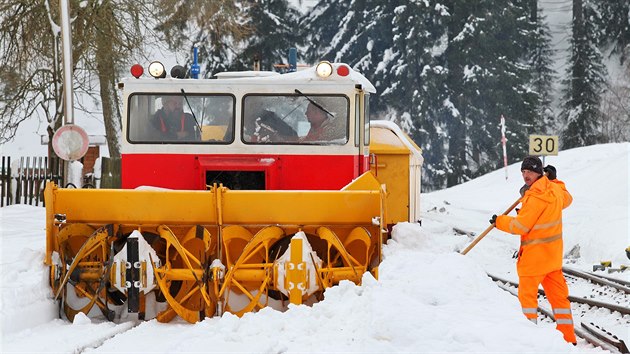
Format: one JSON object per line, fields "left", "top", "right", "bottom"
{"left": 35, "top": 157, "right": 43, "bottom": 206}
{"left": 8, "top": 157, "right": 12, "bottom": 205}
{"left": 1, "top": 156, "right": 5, "bottom": 207}
{"left": 15, "top": 157, "right": 22, "bottom": 204}
{"left": 1, "top": 156, "right": 3, "bottom": 207}
{"left": 27, "top": 156, "right": 35, "bottom": 205}
{"left": 0, "top": 156, "right": 9, "bottom": 207}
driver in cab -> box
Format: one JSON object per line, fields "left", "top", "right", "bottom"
{"left": 152, "top": 95, "right": 199, "bottom": 141}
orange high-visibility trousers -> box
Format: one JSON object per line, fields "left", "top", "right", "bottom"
{"left": 518, "top": 270, "right": 577, "bottom": 344}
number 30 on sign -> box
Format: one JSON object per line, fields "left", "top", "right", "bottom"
{"left": 528, "top": 135, "right": 558, "bottom": 156}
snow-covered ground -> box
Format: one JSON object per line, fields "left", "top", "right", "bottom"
{"left": 1, "top": 143, "right": 628, "bottom": 353}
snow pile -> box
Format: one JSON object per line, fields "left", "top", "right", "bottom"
{"left": 1, "top": 143, "right": 628, "bottom": 353}
{"left": 91, "top": 223, "right": 571, "bottom": 353}
{"left": 0, "top": 205, "right": 58, "bottom": 335}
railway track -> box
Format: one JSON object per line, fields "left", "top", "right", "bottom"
{"left": 443, "top": 220, "right": 630, "bottom": 351}
{"left": 69, "top": 320, "right": 139, "bottom": 353}
{"left": 488, "top": 272, "right": 630, "bottom": 353}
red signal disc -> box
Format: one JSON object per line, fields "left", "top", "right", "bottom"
{"left": 130, "top": 64, "right": 144, "bottom": 78}
{"left": 336, "top": 65, "right": 350, "bottom": 77}
{"left": 52, "top": 124, "right": 89, "bottom": 161}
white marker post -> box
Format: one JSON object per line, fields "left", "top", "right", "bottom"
{"left": 54, "top": 0, "right": 88, "bottom": 165}
{"left": 60, "top": 0, "right": 74, "bottom": 125}
{"left": 500, "top": 115, "right": 508, "bottom": 180}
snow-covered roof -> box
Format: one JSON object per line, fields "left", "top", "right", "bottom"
{"left": 120, "top": 62, "right": 376, "bottom": 93}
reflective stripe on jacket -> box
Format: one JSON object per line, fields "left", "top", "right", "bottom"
{"left": 157, "top": 112, "right": 187, "bottom": 134}
{"left": 496, "top": 176, "right": 572, "bottom": 276}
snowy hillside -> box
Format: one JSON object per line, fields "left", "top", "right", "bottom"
{"left": 1, "top": 143, "right": 627, "bottom": 353}
{"left": 424, "top": 142, "right": 629, "bottom": 268}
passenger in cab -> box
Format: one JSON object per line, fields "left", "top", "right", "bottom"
{"left": 490, "top": 156, "right": 577, "bottom": 345}
{"left": 301, "top": 101, "right": 343, "bottom": 142}
{"left": 152, "top": 95, "right": 199, "bottom": 141}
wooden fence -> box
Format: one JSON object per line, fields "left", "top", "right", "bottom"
{"left": 0, "top": 156, "right": 64, "bottom": 207}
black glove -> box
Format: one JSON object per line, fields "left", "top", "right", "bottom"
{"left": 519, "top": 184, "right": 529, "bottom": 197}
{"left": 544, "top": 165, "right": 556, "bottom": 180}
{"left": 489, "top": 214, "right": 497, "bottom": 225}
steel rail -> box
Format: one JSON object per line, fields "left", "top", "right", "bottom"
{"left": 580, "top": 322, "right": 630, "bottom": 353}
{"left": 563, "top": 267, "right": 630, "bottom": 294}
{"left": 492, "top": 277, "right": 626, "bottom": 353}
{"left": 487, "top": 273, "right": 630, "bottom": 315}
{"left": 583, "top": 270, "right": 630, "bottom": 287}
{"left": 73, "top": 321, "right": 138, "bottom": 352}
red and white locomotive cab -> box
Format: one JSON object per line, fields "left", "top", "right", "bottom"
{"left": 120, "top": 62, "right": 375, "bottom": 191}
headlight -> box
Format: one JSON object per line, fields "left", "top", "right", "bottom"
{"left": 315, "top": 61, "right": 333, "bottom": 78}
{"left": 148, "top": 61, "right": 166, "bottom": 78}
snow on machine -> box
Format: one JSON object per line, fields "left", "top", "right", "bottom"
{"left": 44, "top": 60, "right": 423, "bottom": 323}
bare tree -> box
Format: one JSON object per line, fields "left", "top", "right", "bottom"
{"left": 0, "top": 1, "right": 64, "bottom": 151}
{"left": 156, "top": 0, "right": 250, "bottom": 49}
{"left": 0, "top": 0, "right": 151, "bottom": 159}
{"left": 154, "top": 0, "right": 252, "bottom": 76}
{"left": 72, "top": 1, "right": 154, "bottom": 158}
{"left": 1, "top": 0, "right": 253, "bottom": 160}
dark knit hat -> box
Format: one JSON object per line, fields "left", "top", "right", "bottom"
{"left": 521, "top": 156, "right": 543, "bottom": 175}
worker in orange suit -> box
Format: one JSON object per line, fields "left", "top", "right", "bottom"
{"left": 490, "top": 156, "right": 577, "bottom": 344}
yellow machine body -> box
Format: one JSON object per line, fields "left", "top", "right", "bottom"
{"left": 44, "top": 172, "right": 386, "bottom": 322}
{"left": 369, "top": 121, "right": 423, "bottom": 226}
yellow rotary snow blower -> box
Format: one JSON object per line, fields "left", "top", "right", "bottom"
{"left": 44, "top": 172, "right": 387, "bottom": 322}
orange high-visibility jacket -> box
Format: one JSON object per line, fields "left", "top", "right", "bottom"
{"left": 496, "top": 176, "right": 572, "bottom": 276}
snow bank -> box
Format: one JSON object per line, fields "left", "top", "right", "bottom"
{"left": 2, "top": 143, "right": 627, "bottom": 353}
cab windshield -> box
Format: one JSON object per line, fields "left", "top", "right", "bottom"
{"left": 242, "top": 94, "right": 349, "bottom": 145}
{"left": 127, "top": 93, "right": 235, "bottom": 143}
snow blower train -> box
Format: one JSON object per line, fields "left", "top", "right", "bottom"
{"left": 44, "top": 60, "right": 423, "bottom": 323}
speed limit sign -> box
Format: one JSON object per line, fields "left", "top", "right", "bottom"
{"left": 529, "top": 135, "right": 558, "bottom": 156}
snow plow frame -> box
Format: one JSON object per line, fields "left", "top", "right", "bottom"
{"left": 44, "top": 172, "right": 386, "bottom": 322}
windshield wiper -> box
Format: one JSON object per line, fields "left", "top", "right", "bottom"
{"left": 294, "top": 89, "right": 334, "bottom": 117}
{"left": 180, "top": 88, "right": 202, "bottom": 131}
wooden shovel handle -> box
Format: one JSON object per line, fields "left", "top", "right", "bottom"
{"left": 460, "top": 198, "right": 522, "bottom": 255}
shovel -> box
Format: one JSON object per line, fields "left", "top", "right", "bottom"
{"left": 460, "top": 197, "right": 522, "bottom": 255}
